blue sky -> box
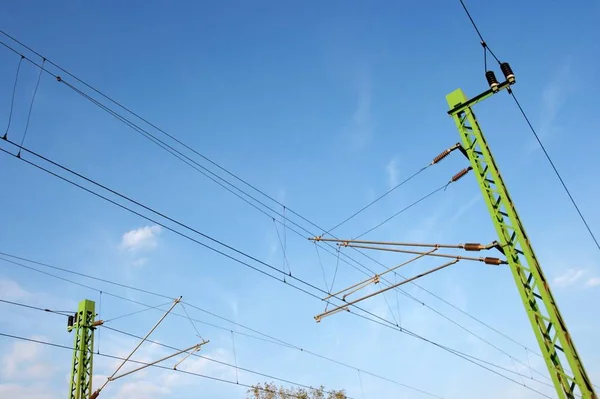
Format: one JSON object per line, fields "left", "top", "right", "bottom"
{"left": 0, "top": 1, "right": 599, "bottom": 398}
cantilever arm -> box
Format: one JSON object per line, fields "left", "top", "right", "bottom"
{"left": 323, "top": 249, "right": 436, "bottom": 301}
{"left": 310, "top": 236, "right": 500, "bottom": 252}
{"left": 315, "top": 260, "right": 460, "bottom": 322}
{"left": 339, "top": 243, "right": 505, "bottom": 265}
{"left": 91, "top": 296, "right": 182, "bottom": 398}
{"left": 111, "top": 341, "right": 208, "bottom": 381}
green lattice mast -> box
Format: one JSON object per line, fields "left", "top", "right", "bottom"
{"left": 446, "top": 67, "right": 596, "bottom": 399}
{"left": 68, "top": 299, "right": 97, "bottom": 399}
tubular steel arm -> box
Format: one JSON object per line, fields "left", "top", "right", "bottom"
{"left": 447, "top": 85, "right": 596, "bottom": 399}
{"left": 310, "top": 238, "right": 505, "bottom": 322}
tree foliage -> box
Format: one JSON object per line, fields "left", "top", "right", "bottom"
{"left": 246, "top": 382, "right": 347, "bottom": 399}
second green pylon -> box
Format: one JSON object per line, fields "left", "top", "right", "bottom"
{"left": 68, "top": 299, "right": 97, "bottom": 399}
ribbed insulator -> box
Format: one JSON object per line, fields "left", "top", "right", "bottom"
{"left": 464, "top": 243, "right": 483, "bottom": 251}
{"left": 484, "top": 257, "right": 503, "bottom": 265}
{"left": 485, "top": 70, "right": 499, "bottom": 91}
{"left": 451, "top": 166, "right": 472, "bottom": 182}
{"left": 501, "top": 62, "right": 516, "bottom": 84}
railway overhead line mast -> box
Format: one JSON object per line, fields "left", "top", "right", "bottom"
{"left": 311, "top": 65, "right": 597, "bottom": 399}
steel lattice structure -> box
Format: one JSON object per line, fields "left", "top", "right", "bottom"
{"left": 68, "top": 299, "right": 96, "bottom": 399}
{"left": 447, "top": 82, "right": 596, "bottom": 399}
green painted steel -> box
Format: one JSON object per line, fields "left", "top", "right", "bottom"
{"left": 446, "top": 88, "right": 596, "bottom": 399}
{"left": 68, "top": 299, "right": 96, "bottom": 399}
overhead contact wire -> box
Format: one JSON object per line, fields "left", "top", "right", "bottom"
{"left": 0, "top": 34, "right": 551, "bottom": 374}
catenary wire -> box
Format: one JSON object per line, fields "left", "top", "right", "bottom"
{"left": 0, "top": 35, "right": 550, "bottom": 372}
{"left": 1, "top": 29, "right": 435, "bottom": 251}
{"left": 0, "top": 140, "right": 324, "bottom": 298}
{"left": 0, "top": 332, "right": 347, "bottom": 399}
{"left": 0, "top": 137, "right": 550, "bottom": 387}
{"left": 0, "top": 58, "right": 552, "bottom": 394}
{"left": 0, "top": 134, "right": 455, "bottom": 335}
{"left": 0, "top": 258, "right": 447, "bottom": 398}
{"left": 2, "top": 49, "right": 506, "bottom": 356}
{"left": 104, "top": 301, "right": 174, "bottom": 323}
{"left": 353, "top": 184, "right": 448, "bottom": 239}
{"left": 0, "top": 144, "right": 432, "bottom": 332}
{"left": 457, "top": 0, "right": 501, "bottom": 64}
{"left": 0, "top": 255, "right": 294, "bottom": 350}
{"left": 0, "top": 298, "right": 72, "bottom": 317}
{"left": 509, "top": 91, "right": 600, "bottom": 250}
{"left": 322, "top": 165, "right": 431, "bottom": 236}
{"left": 0, "top": 37, "right": 544, "bottom": 369}
{"left": 0, "top": 251, "right": 556, "bottom": 395}
{"left": 0, "top": 35, "right": 466, "bottom": 319}
{"left": 457, "top": 0, "right": 599, "bottom": 252}
{"left": 0, "top": 263, "right": 554, "bottom": 397}
{"left": 102, "top": 325, "right": 354, "bottom": 399}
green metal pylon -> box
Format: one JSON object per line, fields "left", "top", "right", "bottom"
{"left": 68, "top": 299, "right": 96, "bottom": 399}
{"left": 446, "top": 83, "right": 596, "bottom": 399}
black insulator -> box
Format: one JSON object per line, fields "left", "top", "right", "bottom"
{"left": 500, "top": 62, "right": 515, "bottom": 84}
{"left": 485, "top": 71, "right": 499, "bottom": 91}
{"left": 68, "top": 315, "right": 74, "bottom": 328}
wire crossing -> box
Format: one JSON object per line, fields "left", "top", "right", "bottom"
{"left": 0, "top": 262, "right": 446, "bottom": 398}
{"left": 0, "top": 30, "right": 574, "bottom": 397}
{"left": 0, "top": 87, "right": 555, "bottom": 394}
{"left": 0, "top": 332, "right": 350, "bottom": 399}
{"left": 0, "top": 33, "right": 551, "bottom": 370}
{"left": 0, "top": 252, "right": 559, "bottom": 397}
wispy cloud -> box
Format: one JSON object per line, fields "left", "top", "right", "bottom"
{"left": 131, "top": 258, "right": 148, "bottom": 267}
{"left": 120, "top": 225, "right": 162, "bottom": 252}
{"left": 586, "top": 277, "right": 600, "bottom": 287}
{"left": 449, "top": 194, "right": 481, "bottom": 225}
{"left": 345, "top": 72, "right": 374, "bottom": 150}
{"left": 528, "top": 59, "right": 575, "bottom": 154}
{"left": 553, "top": 268, "right": 585, "bottom": 287}
{"left": 0, "top": 277, "right": 30, "bottom": 300}
{"left": 386, "top": 158, "right": 399, "bottom": 189}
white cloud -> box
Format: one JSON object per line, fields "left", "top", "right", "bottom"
{"left": 0, "top": 277, "right": 30, "bottom": 300}
{"left": 177, "top": 347, "right": 236, "bottom": 380}
{"left": 120, "top": 225, "right": 162, "bottom": 252}
{"left": 131, "top": 258, "right": 148, "bottom": 267}
{"left": 1, "top": 336, "right": 55, "bottom": 380}
{"left": 386, "top": 158, "right": 399, "bottom": 189}
{"left": 0, "top": 384, "right": 56, "bottom": 399}
{"left": 586, "top": 277, "right": 600, "bottom": 287}
{"left": 553, "top": 268, "right": 585, "bottom": 287}
{"left": 109, "top": 380, "right": 171, "bottom": 399}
